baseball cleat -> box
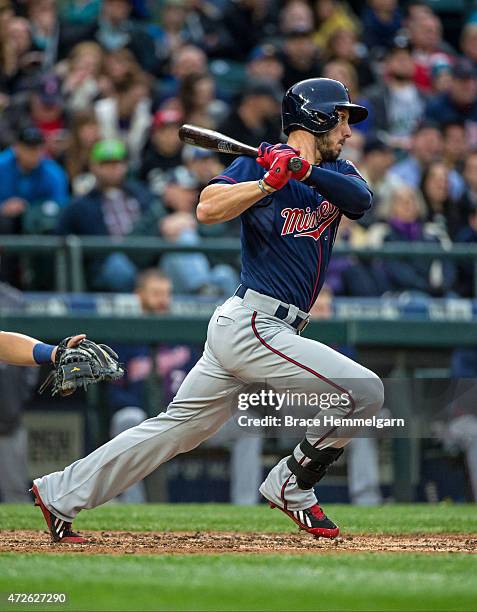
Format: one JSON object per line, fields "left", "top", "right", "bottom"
{"left": 267, "top": 498, "right": 340, "bottom": 539}
{"left": 31, "top": 484, "right": 86, "bottom": 544}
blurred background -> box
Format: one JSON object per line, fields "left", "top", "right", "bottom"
{"left": 0, "top": 0, "right": 477, "bottom": 507}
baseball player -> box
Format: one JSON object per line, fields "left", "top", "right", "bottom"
{"left": 32, "top": 79, "right": 384, "bottom": 543}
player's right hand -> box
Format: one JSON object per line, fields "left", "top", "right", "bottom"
{"left": 263, "top": 149, "right": 297, "bottom": 190}
{"left": 256, "top": 142, "right": 299, "bottom": 170}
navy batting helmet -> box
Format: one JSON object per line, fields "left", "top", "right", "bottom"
{"left": 282, "top": 78, "right": 368, "bottom": 136}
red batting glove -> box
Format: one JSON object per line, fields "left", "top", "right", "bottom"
{"left": 256, "top": 142, "right": 299, "bottom": 170}
{"left": 263, "top": 150, "right": 296, "bottom": 190}
{"left": 290, "top": 156, "right": 311, "bottom": 181}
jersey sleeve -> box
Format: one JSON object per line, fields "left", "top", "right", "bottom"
{"left": 336, "top": 159, "right": 368, "bottom": 183}
{"left": 208, "top": 156, "right": 264, "bottom": 186}
{"left": 335, "top": 159, "right": 372, "bottom": 220}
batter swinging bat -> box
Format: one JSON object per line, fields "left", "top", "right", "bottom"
{"left": 179, "top": 124, "right": 303, "bottom": 173}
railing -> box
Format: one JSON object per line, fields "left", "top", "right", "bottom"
{"left": 1, "top": 235, "right": 477, "bottom": 293}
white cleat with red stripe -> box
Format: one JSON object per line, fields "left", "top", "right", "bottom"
{"left": 266, "top": 498, "right": 340, "bottom": 539}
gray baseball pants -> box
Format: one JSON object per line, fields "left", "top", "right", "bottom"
{"left": 34, "top": 290, "right": 384, "bottom": 521}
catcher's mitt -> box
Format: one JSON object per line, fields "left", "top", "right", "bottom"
{"left": 39, "top": 337, "right": 124, "bottom": 397}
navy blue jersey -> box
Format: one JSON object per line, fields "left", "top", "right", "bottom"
{"left": 209, "top": 156, "right": 368, "bottom": 312}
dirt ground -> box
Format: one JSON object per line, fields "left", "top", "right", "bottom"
{"left": 1, "top": 530, "right": 476, "bottom": 555}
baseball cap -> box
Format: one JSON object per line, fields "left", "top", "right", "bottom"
{"left": 91, "top": 139, "right": 127, "bottom": 163}
{"left": 153, "top": 109, "right": 183, "bottom": 130}
{"left": 182, "top": 145, "right": 215, "bottom": 163}
{"left": 248, "top": 44, "right": 280, "bottom": 62}
{"left": 452, "top": 58, "right": 477, "bottom": 79}
{"left": 35, "top": 73, "right": 63, "bottom": 106}
{"left": 169, "top": 166, "right": 199, "bottom": 189}
{"left": 17, "top": 125, "right": 45, "bottom": 146}
{"left": 242, "top": 79, "right": 283, "bottom": 103}
{"left": 363, "top": 137, "right": 391, "bottom": 155}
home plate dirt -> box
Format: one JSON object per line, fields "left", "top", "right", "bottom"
{"left": 1, "top": 531, "right": 476, "bottom": 555}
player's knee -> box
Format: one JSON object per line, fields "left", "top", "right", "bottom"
{"left": 361, "top": 374, "right": 384, "bottom": 416}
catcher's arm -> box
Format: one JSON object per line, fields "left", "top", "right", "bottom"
{"left": 0, "top": 331, "right": 86, "bottom": 366}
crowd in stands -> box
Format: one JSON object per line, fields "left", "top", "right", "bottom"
{"left": 0, "top": 0, "right": 476, "bottom": 299}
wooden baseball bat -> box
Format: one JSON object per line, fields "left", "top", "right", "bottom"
{"left": 178, "top": 124, "right": 303, "bottom": 173}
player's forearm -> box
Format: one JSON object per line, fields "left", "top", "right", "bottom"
{"left": 304, "top": 166, "right": 372, "bottom": 214}
{"left": 0, "top": 332, "right": 54, "bottom": 366}
{"left": 197, "top": 182, "right": 270, "bottom": 224}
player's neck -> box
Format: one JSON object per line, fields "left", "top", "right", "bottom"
{"left": 287, "top": 131, "right": 318, "bottom": 165}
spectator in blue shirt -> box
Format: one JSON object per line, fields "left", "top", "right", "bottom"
{"left": 0, "top": 126, "right": 69, "bottom": 234}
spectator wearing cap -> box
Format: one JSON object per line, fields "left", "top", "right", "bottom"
{"left": 359, "top": 138, "right": 400, "bottom": 222}
{"left": 58, "top": 139, "right": 156, "bottom": 291}
{"left": 76, "top": 0, "right": 157, "bottom": 73}
{"left": 30, "top": 73, "right": 69, "bottom": 161}
{"left": 95, "top": 71, "right": 152, "bottom": 172}
{"left": 139, "top": 109, "right": 183, "bottom": 188}
{"left": 390, "top": 122, "right": 464, "bottom": 201}
{"left": 361, "top": 0, "right": 401, "bottom": 52}
{"left": 216, "top": 81, "right": 282, "bottom": 166}
{"left": 0, "top": 126, "right": 68, "bottom": 235}
{"left": 247, "top": 44, "right": 284, "bottom": 86}
{"left": 425, "top": 59, "right": 477, "bottom": 148}
{"left": 279, "top": 27, "right": 322, "bottom": 91}
{"left": 363, "top": 40, "right": 425, "bottom": 150}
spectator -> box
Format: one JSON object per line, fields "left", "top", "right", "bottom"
{"left": 359, "top": 137, "right": 400, "bottom": 222}
{"left": 361, "top": 0, "right": 401, "bottom": 53}
{"left": 78, "top": 0, "right": 157, "bottom": 73}
{"left": 0, "top": 126, "right": 68, "bottom": 235}
{"left": 182, "top": 146, "right": 223, "bottom": 192}
{"left": 420, "top": 161, "right": 457, "bottom": 239}
{"left": 426, "top": 59, "right": 477, "bottom": 149}
{"left": 100, "top": 47, "right": 141, "bottom": 96}
{"left": 381, "top": 183, "right": 455, "bottom": 296}
{"left": 280, "top": 27, "right": 322, "bottom": 91}
{"left": 314, "top": 0, "right": 359, "bottom": 52}
{"left": 454, "top": 199, "right": 477, "bottom": 298}
{"left": 461, "top": 23, "right": 477, "bottom": 68}
{"left": 322, "top": 59, "right": 369, "bottom": 135}
{"left": 0, "top": 0, "right": 17, "bottom": 94}
{"left": 4, "top": 17, "right": 40, "bottom": 95}
{"left": 95, "top": 71, "right": 152, "bottom": 172}
{"left": 58, "top": 139, "right": 156, "bottom": 291}
{"left": 152, "top": 0, "right": 190, "bottom": 66}
{"left": 246, "top": 44, "right": 284, "bottom": 86}
{"left": 61, "top": 41, "right": 104, "bottom": 112}
{"left": 364, "top": 40, "right": 425, "bottom": 150}
{"left": 390, "top": 124, "right": 442, "bottom": 186}
{"left": 217, "top": 81, "right": 282, "bottom": 165}
{"left": 139, "top": 108, "right": 184, "bottom": 189}
{"left": 205, "top": 0, "right": 271, "bottom": 61}
{"left": 325, "top": 215, "right": 389, "bottom": 296}
{"left": 179, "top": 72, "right": 228, "bottom": 128}
{"left": 159, "top": 166, "right": 239, "bottom": 296}
{"left": 64, "top": 110, "right": 101, "bottom": 196}
{"left": 407, "top": 10, "right": 454, "bottom": 93}
{"left": 160, "top": 44, "right": 208, "bottom": 102}
{"left": 442, "top": 122, "right": 468, "bottom": 178}
{"left": 279, "top": 0, "right": 314, "bottom": 35}
{"left": 456, "top": 151, "right": 477, "bottom": 238}
{"left": 324, "top": 28, "right": 375, "bottom": 89}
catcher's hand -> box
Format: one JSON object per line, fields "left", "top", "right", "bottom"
{"left": 39, "top": 337, "right": 124, "bottom": 397}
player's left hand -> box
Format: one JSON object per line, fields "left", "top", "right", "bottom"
{"left": 256, "top": 142, "right": 299, "bottom": 170}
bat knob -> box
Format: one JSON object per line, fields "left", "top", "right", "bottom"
{"left": 288, "top": 157, "right": 302, "bottom": 173}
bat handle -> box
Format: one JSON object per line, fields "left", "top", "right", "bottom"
{"left": 288, "top": 157, "right": 303, "bottom": 173}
